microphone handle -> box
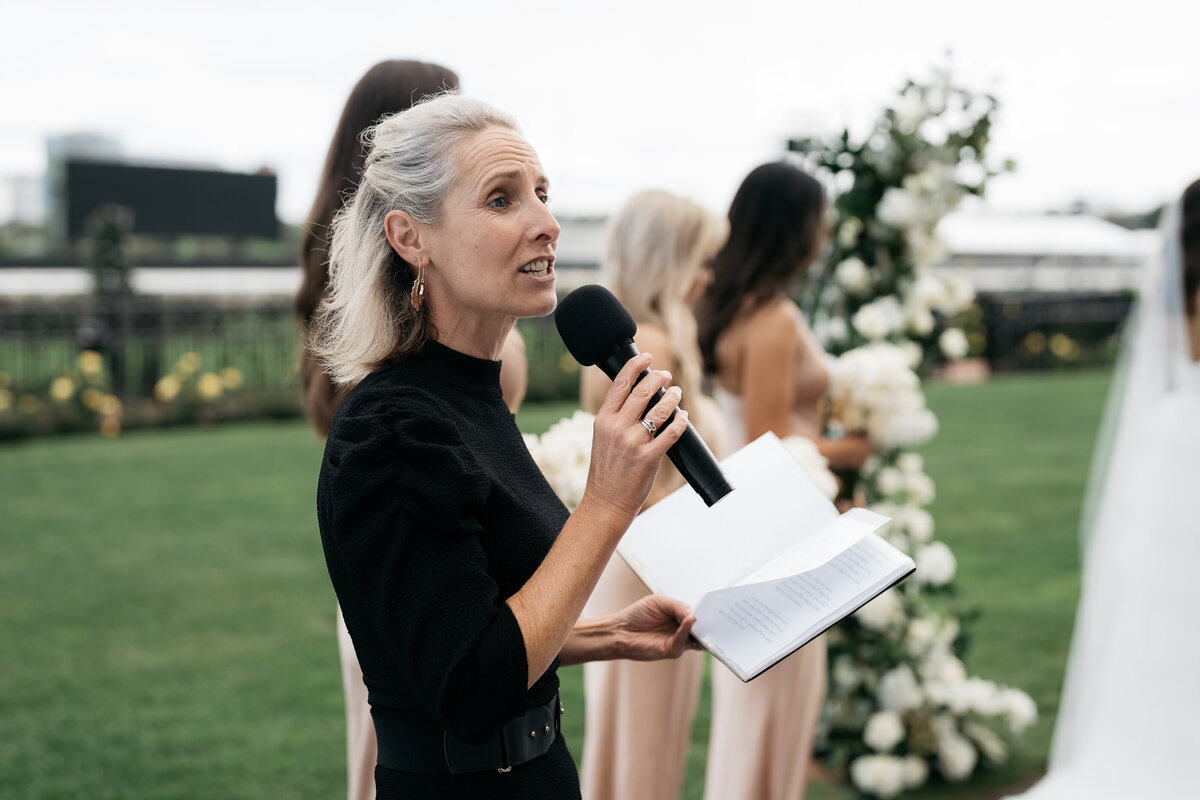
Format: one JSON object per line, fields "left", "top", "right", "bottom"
{"left": 596, "top": 342, "right": 734, "bottom": 507}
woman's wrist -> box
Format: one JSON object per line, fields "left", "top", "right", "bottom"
{"left": 561, "top": 614, "right": 621, "bottom": 665}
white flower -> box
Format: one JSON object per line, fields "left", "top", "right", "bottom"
{"left": 900, "top": 506, "right": 935, "bottom": 543}
{"left": 963, "top": 720, "right": 1008, "bottom": 764}
{"left": 814, "top": 316, "right": 849, "bottom": 348}
{"left": 902, "top": 755, "right": 929, "bottom": 789}
{"left": 910, "top": 274, "right": 949, "bottom": 310}
{"left": 530, "top": 410, "right": 595, "bottom": 510}
{"left": 896, "top": 452, "right": 924, "bottom": 474}
{"left": 894, "top": 93, "right": 929, "bottom": 132}
{"left": 877, "top": 187, "right": 923, "bottom": 231}
{"left": 832, "top": 654, "right": 864, "bottom": 691}
{"left": 850, "top": 754, "right": 907, "bottom": 799}
{"left": 835, "top": 257, "right": 873, "bottom": 296}
{"left": 781, "top": 435, "right": 839, "bottom": 500}
{"left": 905, "top": 616, "right": 939, "bottom": 657}
{"left": 855, "top": 588, "right": 906, "bottom": 633}
{"left": 864, "top": 711, "right": 906, "bottom": 752}
{"left": 852, "top": 302, "right": 893, "bottom": 340}
{"left": 877, "top": 664, "right": 924, "bottom": 711}
{"left": 905, "top": 304, "right": 935, "bottom": 337}
{"left": 939, "top": 328, "right": 969, "bottom": 360}
{"left": 838, "top": 216, "right": 863, "bottom": 249}
{"left": 1000, "top": 688, "right": 1038, "bottom": 734}
{"left": 874, "top": 466, "right": 905, "bottom": 497}
{"left": 898, "top": 339, "right": 923, "bottom": 370}
{"left": 941, "top": 273, "right": 976, "bottom": 315}
{"left": 915, "top": 541, "right": 956, "bottom": 586}
{"left": 905, "top": 470, "right": 937, "bottom": 504}
{"left": 936, "top": 726, "right": 978, "bottom": 781}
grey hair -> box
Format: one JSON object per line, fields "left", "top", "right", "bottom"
{"left": 310, "top": 93, "right": 519, "bottom": 387}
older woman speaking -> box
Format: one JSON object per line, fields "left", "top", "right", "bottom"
{"left": 311, "top": 93, "right": 697, "bottom": 799}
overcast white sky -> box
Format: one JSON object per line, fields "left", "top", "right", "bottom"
{"left": 3, "top": 0, "right": 1197, "bottom": 224}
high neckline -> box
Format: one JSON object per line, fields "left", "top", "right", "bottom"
{"left": 412, "top": 339, "right": 504, "bottom": 400}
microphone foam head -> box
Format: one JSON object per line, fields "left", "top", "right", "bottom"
{"left": 555, "top": 284, "right": 637, "bottom": 366}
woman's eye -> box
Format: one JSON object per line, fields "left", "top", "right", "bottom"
{"left": 489, "top": 196, "right": 508, "bottom": 209}
{"left": 538, "top": 194, "right": 551, "bottom": 205}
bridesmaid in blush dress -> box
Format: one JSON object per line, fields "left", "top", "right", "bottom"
{"left": 695, "top": 163, "right": 871, "bottom": 800}
{"left": 579, "top": 188, "right": 729, "bottom": 800}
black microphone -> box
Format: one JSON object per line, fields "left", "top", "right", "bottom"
{"left": 555, "top": 284, "right": 734, "bottom": 507}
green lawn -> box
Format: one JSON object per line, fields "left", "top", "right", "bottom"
{"left": 0, "top": 370, "right": 1108, "bottom": 799}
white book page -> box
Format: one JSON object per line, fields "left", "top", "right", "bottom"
{"left": 693, "top": 533, "right": 915, "bottom": 680}
{"left": 735, "top": 508, "right": 891, "bottom": 586}
{"left": 617, "top": 434, "right": 839, "bottom": 609}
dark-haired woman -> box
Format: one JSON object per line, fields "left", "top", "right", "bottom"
{"left": 695, "top": 162, "right": 871, "bottom": 799}
{"left": 295, "top": 60, "right": 527, "bottom": 800}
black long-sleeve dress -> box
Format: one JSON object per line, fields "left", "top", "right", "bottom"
{"left": 316, "top": 340, "right": 579, "bottom": 799}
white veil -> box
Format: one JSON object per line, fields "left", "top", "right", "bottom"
{"left": 1015, "top": 194, "right": 1200, "bottom": 798}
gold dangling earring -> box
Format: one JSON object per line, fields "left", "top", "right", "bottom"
{"left": 410, "top": 259, "right": 425, "bottom": 311}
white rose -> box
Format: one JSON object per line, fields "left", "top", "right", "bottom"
{"left": 898, "top": 339, "right": 924, "bottom": 370}
{"left": 814, "top": 316, "right": 849, "bottom": 347}
{"left": 939, "top": 328, "right": 969, "bottom": 360}
{"left": 905, "top": 305, "right": 935, "bottom": 337}
{"left": 832, "top": 655, "right": 864, "bottom": 691}
{"left": 836, "top": 257, "right": 873, "bottom": 296}
{"left": 936, "top": 728, "right": 978, "bottom": 782}
{"left": 850, "top": 755, "right": 907, "bottom": 799}
{"left": 855, "top": 588, "right": 905, "bottom": 633}
{"left": 852, "top": 303, "right": 891, "bottom": 341}
{"left": 1001, "top": 688, "right": 1038, "bottom": 734}
{"left": 905, "top": 470, "right": 937, "bottom": 504}
{"left": 896, "top": 452, "right": 924, "bottom": 474}
{"left": 781, "top": 435, "right": 839, "bottom": 500}
{"left": 902, "top": 754, "right": 929, "bottom": 789}
{"left": 864, "top": 710, "right": 907, "bottom": 752}
{"left": 838, "top": 216, "right": 864, "bottom": 249}
{"left": 874, "top": 466, "right": 905, "bottom": 497}
{"left": 905, "top": 616, "right": 939, "bottom": 656}
{"left": 877, "top": 187, "right": 923, "bottom": 231}
{"left": 942, "top": 274, "right": 976, "bottom": 315}
{"left": 877, "top": 664, "right": 924, "bottom": 711}
{"left": 915, "top": 541, "right": 957, "bottom": 586}
{"left": 910, "top": 274, "right": 949, "bottom": 310}
{"left": 900, "top": 506, "right": 935, "bottom": 543}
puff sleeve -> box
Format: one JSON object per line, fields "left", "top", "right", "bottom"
{"left": 319, "top": 387, "right": 531, "bottom": 743}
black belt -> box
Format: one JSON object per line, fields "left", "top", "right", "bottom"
{"left": 373, "top": 691, "right": 562, "bottom": 775}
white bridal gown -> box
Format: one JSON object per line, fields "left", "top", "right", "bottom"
{"left": 1009, "top": 200, "right": 1200, "bottom": 798}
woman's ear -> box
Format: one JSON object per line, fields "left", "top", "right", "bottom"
{"left": 384, "top": 210, "right": 424, "bottom": 266}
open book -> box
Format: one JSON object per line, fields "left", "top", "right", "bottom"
{"left": 618, "top": 433, "right": 915, "bottom": 682}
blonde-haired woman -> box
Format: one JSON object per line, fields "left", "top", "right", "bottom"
{"left": 580, "top": 188, "right": 728, "bottom": 800}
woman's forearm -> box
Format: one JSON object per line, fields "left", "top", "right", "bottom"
{"left": 505, "top": 494, "right": 631, "bottom": 687}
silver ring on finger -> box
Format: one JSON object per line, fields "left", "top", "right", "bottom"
{"left": 640, "top": 417, "right": 658, "bottom": 438}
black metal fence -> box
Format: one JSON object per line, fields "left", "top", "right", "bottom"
{"left": 0, "top": 291, "right": 1131, "bottom": 436}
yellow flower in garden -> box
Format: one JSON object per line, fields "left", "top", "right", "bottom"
{"left": 99, "top": 417, "right": 121, "bottom": 438}
{"left": 98, "top": 395, "right": 123, "bottom": 417}
{"left": 0, "top": 389, "right": 12, "bottom": 413}
{"left": 20, "top": 394, "right": 41, "bottom": 414}
{"left": 1049, "top": 333, "right": 1079, "bottom": 361}
{"left": 197, "top": 372, "right": 223, "bottom": 401}
{"left": 220, "top": 367, "right": 244, "bottom": 391}
{"left": 155, "top": 375, "right": 182, "bottom": 402}
{"left": 177, "top": 351, "right": 202, "bottom": 375}
{"left": 50, "top": 376, "right": 76, "bottom": 403}
{"left": 81, "top": 388, "right": 104, "bottom": 410}
{"left": 78, "top": 350, "right": 104, "bottom": 376}
{"left": 1023, "top": 331, "right": 1046, "bottom": 354}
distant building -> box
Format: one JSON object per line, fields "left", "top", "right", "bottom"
{"left": 0, "top": 175, "right": 46, "bottom": 225}
{"left": 46, "top": 132, "right": 123, "bottom": 241}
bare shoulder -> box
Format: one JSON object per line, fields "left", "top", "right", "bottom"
{"left": 742, "top": 297, "right": 803, "bottom": 344}
{"left": 634, "top": 323, "right": 675, "bottom": 365}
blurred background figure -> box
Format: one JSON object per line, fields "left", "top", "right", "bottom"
{"left": 295, "top": 58, "right": 528, "bottom": 800}
{"left": 1008, "top": 180, "right": 1200, "bottom": 799}
{"left": 694, "top": 162, "right": 872, "bottom": 800}
{"left": 579, "top": 188, "right": 728, "bottom": 800}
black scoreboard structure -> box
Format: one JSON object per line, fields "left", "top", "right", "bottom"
{"left": 64, "top": 159, "right": 278, "bottom": 240}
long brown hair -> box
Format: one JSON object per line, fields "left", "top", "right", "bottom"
{"left": 695, "top": 162, "right": 826, "bottom": 373}
{"left": 1183, "top": 177, "right": 1200, "bottom": 318}
{"left": 295, "top": 59, "right": 459, "bottom": 436}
